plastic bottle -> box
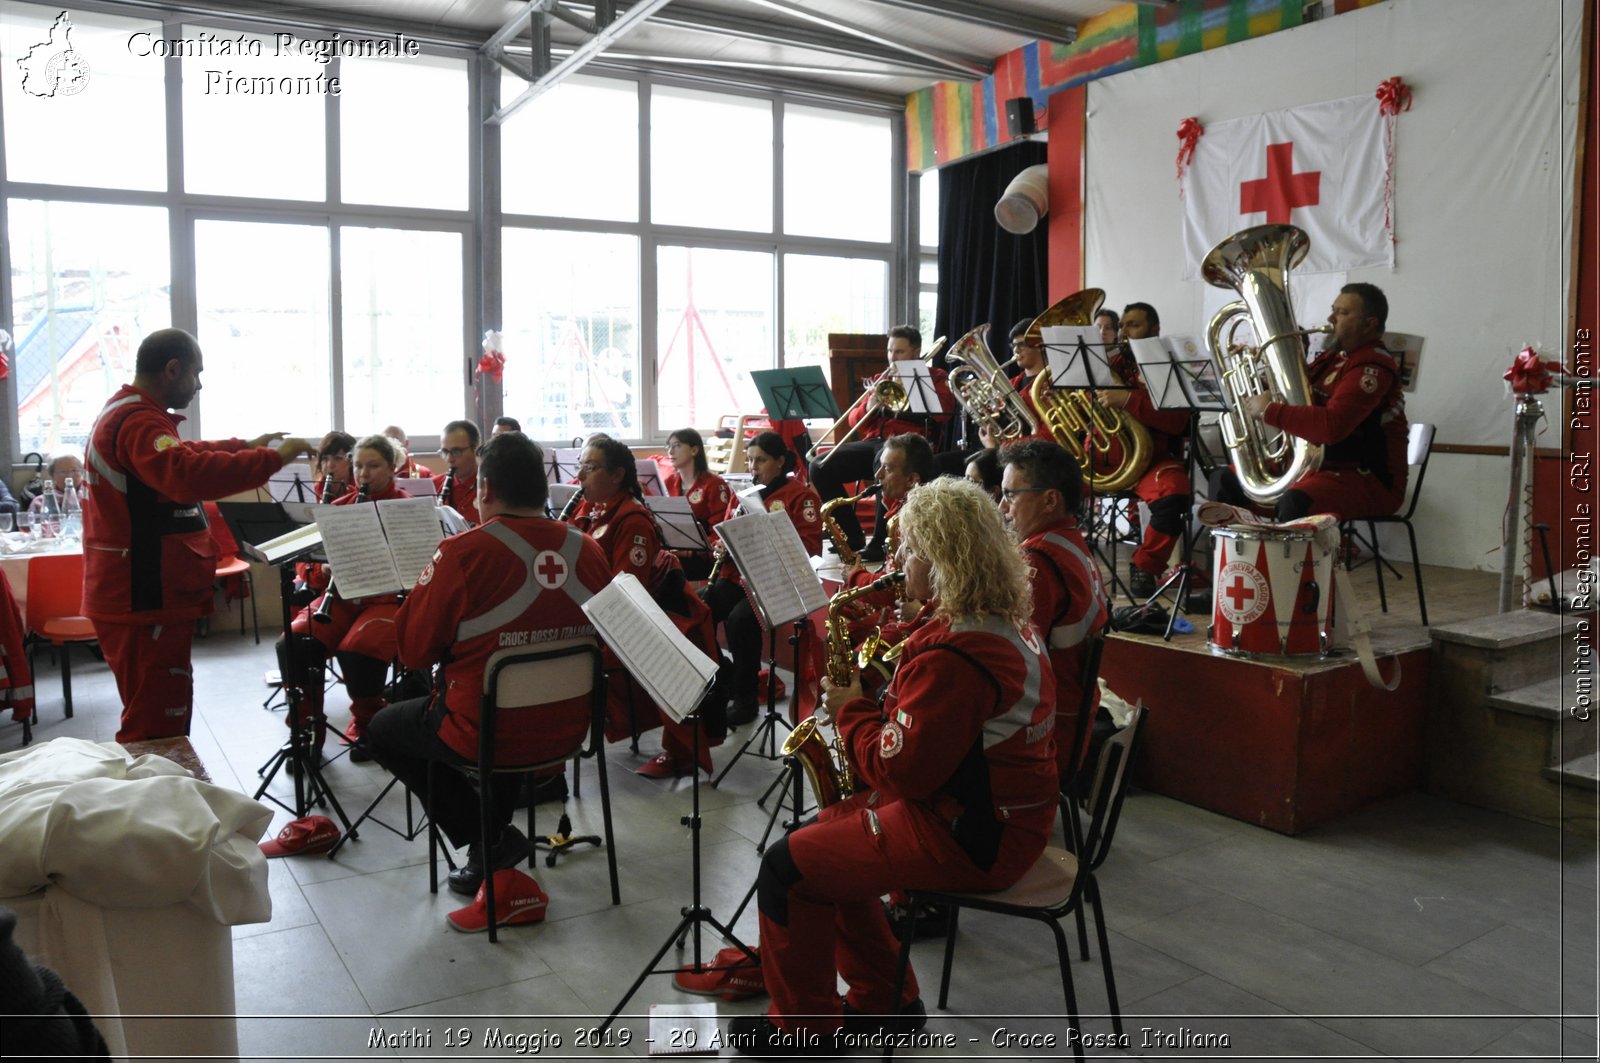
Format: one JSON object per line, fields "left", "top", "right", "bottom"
{"left": 60, "top": 477, "right": 82, "bottom": 543}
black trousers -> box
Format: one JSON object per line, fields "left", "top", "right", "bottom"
{"left": 702, "top": 578, "right": 767, "bottom": 706}
{"left": 807, "top": 440, "right": 884, "bottom": 547}
{"left": 366, "top": 696, "right": 519, "bottom": 849}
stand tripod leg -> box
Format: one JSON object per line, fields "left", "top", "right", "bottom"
{"left": 711, "top": 626, "right": 792, "bottom": 786}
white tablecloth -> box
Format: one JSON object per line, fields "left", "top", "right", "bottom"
{"left": 0, "top": 540, "right": 82, "bottom": 617}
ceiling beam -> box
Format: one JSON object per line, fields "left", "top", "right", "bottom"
{"left": 740, "top": 0, "right": 990, "bottom": 78}
{"left": 579, "top": 56, "right": 904, "bottom": 111}
{"left": 488, "top": 0, "right": 676, "bottom": 123}
{"left": 860, "top": 0, "right": 1078, "bottom": 47}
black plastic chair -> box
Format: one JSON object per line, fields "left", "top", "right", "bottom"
{"left": 1340, "top": 422, "right": 1435, "bottom": 625}
{"left": 427, "top": 639, "right": 620, "bottom": 941}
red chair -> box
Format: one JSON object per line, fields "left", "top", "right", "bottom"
{"left": 24, "top": 553, "right": 97, "bottom": 719}
{"left": 204, "top": 501, "right": 259, "bottom": 643}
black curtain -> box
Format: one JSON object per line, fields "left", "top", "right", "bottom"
{"left": 931, "top": 141, "right": 1050, "bottom": 452}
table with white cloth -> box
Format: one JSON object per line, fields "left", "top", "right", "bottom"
{"left": 0, "top": 737, "right": 273, "bottom": 1063}
{"left": 0, "top": 536, "right": 82, "bottom": 617}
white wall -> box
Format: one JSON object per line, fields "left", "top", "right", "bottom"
{"left": 1080, "top": 0, "right": 1584, "bottom": 572}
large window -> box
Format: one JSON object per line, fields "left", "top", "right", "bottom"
{"left": 194, "top": 221, "right": 331, "bottom": 438}
{"left": 342, "top": 55, "right": 469, "bottom": 210}
{"left": 783, "top": 106, "right": 891, "bottom": 242}
{"left": 7, "top": 200, "right": 170, "bottom": 455}
{"left": 502, "top": 229, "right": 640, "bottom": 441}
{"left": 501, "top": 74, "right": 638, "bottom": 222}
{"left": 783, "top": 254, "right": 887, "bottom": 370}
{"left": 651, "top": 87, "right": 772, "bottom": 232}
{"left": 656, "top": 246, "right": 773, "bottom": 429}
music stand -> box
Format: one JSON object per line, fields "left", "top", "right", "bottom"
{"left": 646, "top": 494, "right": 711, "bottom": 552}
{"left": 1129, "top": 335, "right": 1231, "bottom": 638}
{"left": 266, "top": 463, "right": 317, "bottom": 505}
{"left": 545, "top": 447, "right": 584, "bottom": 488}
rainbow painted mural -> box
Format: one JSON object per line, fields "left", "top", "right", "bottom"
{"left": 906, "top": 0, "right": 1386, "bottom": 172}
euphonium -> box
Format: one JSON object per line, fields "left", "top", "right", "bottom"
{"left": 941, "top": 324, "right": 1038, "bottom": 443}
{"left": 1026, "top": 289, "right": 1153, "bottom": 493}
{"left": 820, "top": 484, "right": 880, "bottom": 566}
{"left": 789, "top": 570, "right": 905, "bottom": 807}
{"left": 1201, "top": 224, "right": 1329, "bottom": 504}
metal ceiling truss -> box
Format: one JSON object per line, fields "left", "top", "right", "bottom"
{"left": 860, "top": 0, "right": 1078, "bottom": 48}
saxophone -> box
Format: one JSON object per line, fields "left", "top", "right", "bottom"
{"left": 785, "top": 570, "right": 905, "bottom": 808}
{"left": 821, "top": 484, "right": 880, "bottom": 565}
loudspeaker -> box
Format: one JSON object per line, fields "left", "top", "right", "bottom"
{"left": 1005, "top": 97, "right": 1036, "bottom": 138}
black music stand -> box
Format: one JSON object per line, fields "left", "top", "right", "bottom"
{"left": 266, "top": 465, "right": 317, "bottom": 505}
{"left": 711, "top": 617, "right": 804, "bottom": 788}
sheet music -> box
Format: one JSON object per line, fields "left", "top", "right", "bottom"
{"left": 771, "top": 516, "right": 829, "bottom": 616}
{"left": 636, "top": 459, "right": 666, "bottom": 497}
{"left": 715, "top": 509, "right": 825, "bottom": 627}
{"left": 254, "top": 521, "right": 324, "bottom": 565}
{"left": 438, "top": 505, "right": 471, "bottom": 536}
{"left": 722, "top": 472, "right": 754, "bottom": 496}
{"left": 1128, "top": 336, "right": 1189, "bottom": 411}
{"left": 375, "top": 496, "right": 446, "bottom": 587}
{"left": 313, "top": 504, "right": 403, "bottom": 599}
{"left": 887, "top": 361, "right": 939, "bottom": 414}
{"left": 1043, "top": 325, "right": 1124, "bottom": 389}
{"left": 396, "top": 477, "right": 437, "bottom": 498}
{"left": 548, "top": 483, "right": 580, "bottom": 516}
{"left": 582, "top": 574, "right": 717, "bottom": 723}
{"left": 545, "top": 447, "right": 584, "bottom": 485}
{"left": 734, "top": 484, "right": 764, "bottom": 515}
{"left": 646, "top": 494, "right": 709, "bottom": 550}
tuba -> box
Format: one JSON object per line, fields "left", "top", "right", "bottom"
{"left": 941, "top": 324, "right": 1038, "bottom": 443}
{"left": 1027, "top": 289, "right": 1153, "bottom": 493}
{"left": 1202, "top": 224, "right": 1330, "bottom": 504}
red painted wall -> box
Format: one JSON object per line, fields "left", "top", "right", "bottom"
{"left": 1045, "top": 86, "right": 1086, "bottom": 302}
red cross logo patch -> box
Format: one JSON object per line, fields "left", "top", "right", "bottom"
{"left": 629, "top": 544, "right": 648, "bottom": 568}
{"left": 418, "top": 560, "right": 436, "bottom": 586}
{"left": 533, "top": 550, "right": 569, "bottom": 589}
{"left": 1359, "top": 366, "right": 1380, "bottom": 394}
{"left": 1218, "top": 560, "right": 1270, "bottom": 625}
{"left": 879, "top": 722, "right": 905, "bottom": 758}
{"left": 689, "top": 488, "right": 703, "bottom": 505}
{"left": 801, "top": 498, "right": 817, "bottom": 524}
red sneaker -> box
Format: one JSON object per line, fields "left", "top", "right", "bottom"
{"left": 260, "top": 815, "right": 340, "bottom": 858}
{"left": 673, "top": 946, "right": 766, "bottom": 1001}
{"left": 636, "top": 751, "right": 688, "bottom": 779}
{"left": 446, "top": 869, "right": 550, "bottom": 933}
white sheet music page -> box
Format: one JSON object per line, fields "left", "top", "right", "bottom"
{"left": 647, "top": 494, "right": 708, "bottom": 550}
{"left": 256, "top": 521, "right": 323, "bottom": 565}
{"left": 582, "top": 574, "right": 717, "bottom": 723}
{"left": 313, "top": 504, "right": 403, "bottom": 599}
{"left": 375, "top": 496, "right": 446, "bottom": 588}
{"left": 714, "top": 510, "right": 799, "bottom": 627}
{"left": 769, "top": 511, "right": 829, "bottom": 617}
{"left": 547, "top": 482, "right": 580, "bottom": 515}
{"left": 887, "top": 360, "right": 938, "bottom": 414}
{"left": 1128, "top": 336, "right": 1185, "bottom": 410}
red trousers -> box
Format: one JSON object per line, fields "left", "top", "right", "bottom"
{"left": 1283, "top": 468, "right": 1405, "bottom": 521}
{"left": 1130, "top": 458, "right": 1191, "bottom": 577}
{"left": 756, "top": 794, "right": 1045, "bottom": 1035}
{"left": 96, "top": 620, "right": 195, "bottom": 743}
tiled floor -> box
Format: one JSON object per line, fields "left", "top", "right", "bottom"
{"left": 10, "top": 625, "right": 1598, "bottom": 1062}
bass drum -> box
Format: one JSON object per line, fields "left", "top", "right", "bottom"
{"left": 1208, "top": 524, "right": 1336, "bottom": 658}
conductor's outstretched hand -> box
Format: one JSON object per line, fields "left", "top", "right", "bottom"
{"left": 271, "top": 437, "right": 317, "bottom": 463}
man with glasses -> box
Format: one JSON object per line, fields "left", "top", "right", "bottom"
{"left": 435, "top": 420, "right": 481, "bottom": 525}
{"left": 998, "top": 439, "right": 1109, "bottom": 784}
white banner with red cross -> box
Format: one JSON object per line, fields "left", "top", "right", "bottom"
{"left": 1179, "top": 94, "right": 1391, "bottom": 280}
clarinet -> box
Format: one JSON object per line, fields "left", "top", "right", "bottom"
{"left": 557, "top": 488, "right": 583, "bottom": 522}
{"left": 319, "top": 474, "right": 339, "bottom": 505}
{"left": 311, "top": 482, "right": 369, "bottom": 623}
{"left": 439, "top": 469, "right": 455, "bottom": 508}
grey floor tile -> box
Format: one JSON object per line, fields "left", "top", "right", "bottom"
{"left": 1424, "top": 923, "right": 1595, "bottom": 1019}
{"left": 1467, "top": 1017, "right": 1598, "bottom": 1061}
{"left": 231, "top": 924, "right": 385, "bottom": 1059}
{"left": 1125, "top": 974, "right": 1376, "bottom": 1058}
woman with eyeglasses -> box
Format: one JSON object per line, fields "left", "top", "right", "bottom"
{"left": 727, "top": 477, "right": 1057, "bottom": 1056}
{"left": 700, "top": 431, "right": 823, "bottom": 726}
{"left": 663, "top": 428, "right": 730, "bottom": 581}
{"left": 278, "top": 434, "right": 411, "bottom": 760}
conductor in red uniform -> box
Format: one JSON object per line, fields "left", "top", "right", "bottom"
{"left": 83, "top": 328, "right": 314, "bottom": 742}
{"left": 729, "top": 478, "right": 1058, "bottom": 1055}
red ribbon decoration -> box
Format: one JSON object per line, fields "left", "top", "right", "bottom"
{"left": 0, "top": 352, "right": 8, "bottom": 380}
{"left": 1503, "top": 346, "right": 1564, "bottom": 395}
{"left": 1375, "top": 76, "right": 1412, "bottom": 116}
{"left": 1175, "top": 117, "right": 1204, "bottom": 182}
{"left": 476, "top": 348, "right": 505, "bottom": 383}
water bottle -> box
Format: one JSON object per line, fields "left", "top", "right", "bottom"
{"left": 60, "top": 477, "right": 82, "bottom": 543}
{"left": 34, "top": 491, "right": 61, "bottom": 539}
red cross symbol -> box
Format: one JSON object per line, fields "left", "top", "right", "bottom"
{"left": 1224, "top": 574, "right": 1256, "bottom": 612}
{"left": 534, "top": 551, "right": 568, "bottom": 588}
{"left": 1240, "top": 142, "right": 1320, "bottom": 225}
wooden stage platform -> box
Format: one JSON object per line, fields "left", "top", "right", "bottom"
{"left": 1097, "top": 558, "right": 1502, "bottom": 834}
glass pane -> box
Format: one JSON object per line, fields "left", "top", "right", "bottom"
{"left": 918, "top": 290, "right": 937, "bottom": 345}
{"left": 651, "top": 87, "right": 771, "bottom": 232}
{"left": 342, "top": 55, "right": 468, "bottom": 209}
{"left": 341, "top": 228, "right": 464, "bottom": 434}
{"left": 502, "top": 74, "right": 638, "bottom": 222}
{"left": 783, "top": 254, "right": 886, "bottom": 371}
{"left": 502, "top": 229, "right": 639, "bottom": 441}
{"left": 656, "top": 246, "right": 772, "bottom": 429}
{"left": 919, "top": 169, "right": 939, "bottom": 250}
{"left": 919, "top": 258, "right": 938, "bottom": 286}
{"left": 0, "top": 5, "right": 166, "bottom": 189}
{"left": 194, "top": 221, "right": 330, "bottom": 438}
{"left": 783, "top": 105, "right": 890, "bottom": 242}
{"left": 8, "top": 200, "right": 170, "bottom": 455}
{"left": 182, "top": 28, "right": 327, "bottom": 200}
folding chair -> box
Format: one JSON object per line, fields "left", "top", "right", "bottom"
{"left": 1340, "top": 422, "right": 1436, "bottom": 625}
{"left": 24, "top": 553, "right": 97, "bottom": 719}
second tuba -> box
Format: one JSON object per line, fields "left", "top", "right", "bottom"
{"left": 941, "top": 324, "right": 1038, "bottom": 444}
{"left": 1027, "top": 289, "right": 1153, "bottom": 493}
{"left": 1202, "top": 224, "right": 1330, "bottom": 504}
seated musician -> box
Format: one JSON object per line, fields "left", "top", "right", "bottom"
{"left": 275, "top": 435, "right": 410, "bottom": 760}
{"left": 964, "top": 447, "right": 1002, "bottom": 503}
{"left": 664, "top": 427, "right": 731, "bottom": 581}
{"left": 836, "top": 434, "right": 934, "bottom": 657}
{"left": 1100, "top": 302, "right": 1194, "bottom": 598}
{"left": 808, "top": 325, "right": 953, "bottom": 563}
{"left": 701, "top": 431, "right": 822, "bottom": 726}
{"left": 312, "top": 432, "right": 355, "bottom": 502}
{"left": 1095, "top": 308, "right": 1121, "bottom": 348}
{"left": 729, "top": 478, "right": 1057, "bottom": 1056}
{"left": 367, "top": 432, "right": 613, "bottom": 899}
{"left": 1215, "top": 283, "right": 1409, "bottom": 522}
{"left": 999, "top": 439, "right": 1110, "bottom": 781}
{"left": 434, "top": 419, "right": 482, "bottom": 525}
{"left": 491, "top": 415, "right": 521, "bottom": 437}
{"left": 383, "top": 425, "right": 434, "bottom": 479}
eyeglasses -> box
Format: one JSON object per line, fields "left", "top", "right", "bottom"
{"left": 438, "top": 447, "right": 472, "bottom": 458}
{"left": 1000, "top": 487, "right": 1049, "bottom": 502}
{"left": 1011, "top": 341, "right": 1042, "bottom": 351}
{"left": 578, "top": 461, "right": 608, "bottom": 473}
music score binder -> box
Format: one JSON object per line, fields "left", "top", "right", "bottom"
{"left": 312, "top": 496, "right": 444, "bottom": 600}
{"left": 713, "top": 507, "right": 828, "bottom": 628}
{"left": 1127, "top": 335, "right": 1229, "bottom": 412}
{"left": 582, "top": 574, "right": 719, "bottom": 724}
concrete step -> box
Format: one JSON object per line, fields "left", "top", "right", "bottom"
{"left": 1485, "top": 675, "right": 1565, "bottom": 719}
{"left": 1545, "top": 751, "right": 1600, "bottom": 792}
{"left": 1430, "top": 609, "right": 1568, "bottom": 695}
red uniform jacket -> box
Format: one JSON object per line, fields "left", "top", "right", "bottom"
{"left": 433, "top": 471, "right": 480, "bottom": 526}
{"left": 395, "top": 458, "right": 433, "bottom": 479}
{"left": 1109, "top": 347, "right": 1190, "bottom": 461}
{"left": 838, "top": 612, "right": 1059, "bottom": 869}
{"left": 1009, "top": 372, "right": 1057, "bottom": 442}
{"left": 666, "top": 470, "right": 731, "bottom": 537}
{"left": 0, "top": 569, "right": 34, "bottom": 723}
{"left": 1021, "top": 518, "right": 1109, "bottom": 771}
{"left": 395, "top": 516, "right": 612, "bottom": 763}
{"left": 83, "top": 385, "right": 283, "bottom": 623}
{"left": 709, "top": 475, "right": 824, "bottom": 581}
{"left": 1263, "top": 343, "right": 1409, "bottom": 493}
{"left": 845, "top": 366, "right": 955, "bottom": 441}
{"left": 570, "top": 494, "right": 660, "bottom": 584}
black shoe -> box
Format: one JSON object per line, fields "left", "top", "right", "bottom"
{"left": 347, "top": 737, "right": 374, "bottom": 763}
{"left": 727, "top": 1015, "right": 842, "bottom": 1059}
{"left": 1128, "top": 566, "right": 1158, "bottom": 599}
{"left": 885, "top": 900, "right": 950, "bottom": 942}
{"left": 727, "top": 697, "right": 760, "bottom": 727}
{"left": 447, "top": 825, "right": 531, "bottom": 897}
{"left": 857, "top": 541, "right": 886, "bottom": 564}
{"left": 841, "top": 997, "right": 927, "bottom": 1037}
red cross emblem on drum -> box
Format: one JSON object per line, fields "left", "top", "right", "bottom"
{"left": 533, "top": 550, "right": 569, "bottom": 589}
{"left": 1217, "top": 560, "right": 1270, "bottom": 625}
